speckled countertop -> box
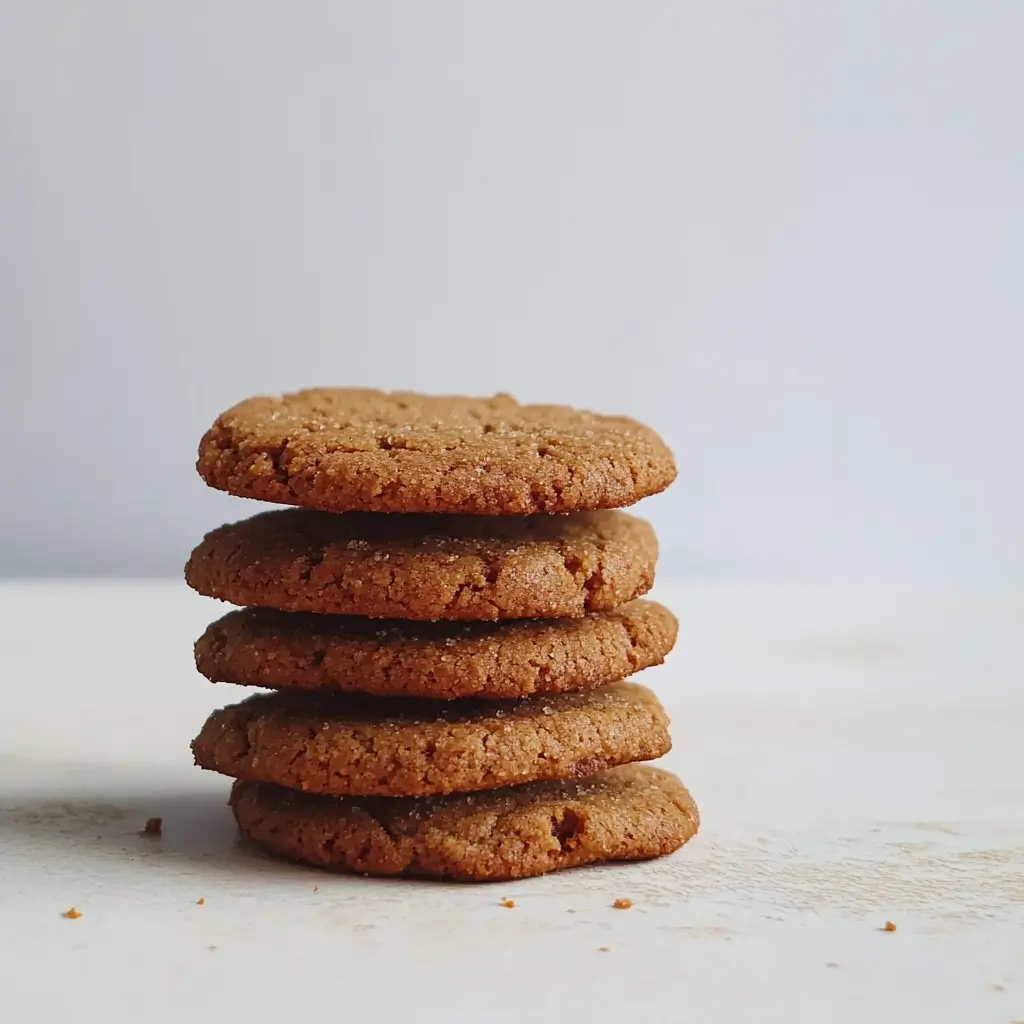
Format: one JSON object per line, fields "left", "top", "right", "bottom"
{"left": 1, "top": 581, "right": 1021, "bottom": 1023}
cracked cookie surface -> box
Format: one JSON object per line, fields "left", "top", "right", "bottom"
{"left": 194, "top": 600, "right": 677, "bottom": 699}
{"left": 230, "top": 764, "right": 699, "bottom": 881}
{"left": 197, "top": 388, "right": 676, "bottom": 515}
{"left": 184, "top": 508, "right": 657, "bottom": 620}
{"left": 192, "top": 683, "right": 670, "bottom": 797}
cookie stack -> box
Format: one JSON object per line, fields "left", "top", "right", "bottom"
{"left": 185, "top": 390, "right": 699, "bottom": 882}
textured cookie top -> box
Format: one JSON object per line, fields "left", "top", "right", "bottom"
{"left": 231, "top": 765, "right": 699, "bottom": 882}
{"left": 197, "top": 389, "right": 676, "bottom": 515}
{"left": 193, "top": 683, "right": 670, "bottom": 797}
{"left": 195, "top": 599, "right": 678, "bottom": 700}
{"left": 184, "top": 508, "right": 657, "bottom": 621}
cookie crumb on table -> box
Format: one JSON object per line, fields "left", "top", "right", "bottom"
{"left": 63, "top": 907, "right": 82, "bottom": 920}
{"left": 500, "top": 899, "right": 516, "bottom": 909}
{"left": 613, "top": 898, "right": 632, "bottom": 910}
{"left": 196, "top": 897, "right": 205, "bottom": 906}
{"left": 141, "top": 817, "right": 163, "bottom": 836}
{"left": 313, "top": 886, "right": 319, "bottom": 893}
{"left": 882, "top": 920, "right": 897, "bottom": 932}
{"left": 598, "top": 946, "right": 610, "bottom": 952}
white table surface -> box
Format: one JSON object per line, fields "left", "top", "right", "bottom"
{"left": 1, "top": 580, "right": 1021, "bottom": 1023}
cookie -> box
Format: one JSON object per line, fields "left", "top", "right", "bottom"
{"left": 192, "top": 683, "right": 670, "bottom": 797}
{"left": 184, "top": 508, "right": 656, "bottom": 621}
{"left": 194, "top": 599, "right": 677, "bottom": 700}
{"left": 197, "top": 389, "right": 676, "bottom": 516}
{"left": 230, "top": 764, "right": 699, "bottom": 881}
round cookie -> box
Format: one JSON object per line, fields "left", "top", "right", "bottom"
{"left": 230, "top": 765, "right": 699, "bottom": 882}
{"left": 192, "top": 683, "right": 670, "bottom": 797}
{"left": 184, "top": 508, "right": 657, "bottom": 621}
{"left": 194, "top": 600, "right": 678, "bottom": 699}
{"left": 197, "top": 389, "right": 676, "bottom": 516}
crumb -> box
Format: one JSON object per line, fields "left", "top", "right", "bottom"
{"left": 313, "top": 886, "right": 319, "bottom": 893}
{"left": 196, "top": 897, "right": 205, "bottom": 906}
{"left": 500, "top": 899, "right": 516, "bottom": 909}
{"left": 882, "top": 920, "right": 897, "bottom": 932}
{"left": 613, "top": 898, "right": 633, "bottom": 910}
{"left": 598, "top": 946, "right": 610, "bottom": 952}
{"left": 63, "top": 907, "right": 82, "bottom": 920}
{"left": 990, "top": 983, "right": 1005, "bottom": 992}
{"left": 141, "top": 817, "right": 163, "bottom": 837}
{"left": 825, "top": 962, "right": 840, "bottom": 969}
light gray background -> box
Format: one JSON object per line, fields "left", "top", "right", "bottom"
{"left": 2, "top": 1, "right": 1021, "bottom": 582}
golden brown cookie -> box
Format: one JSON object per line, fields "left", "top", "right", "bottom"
{"left": 230, "top": 764, "right": 699, "bottom": 881}
{"left": 194, "top": 600, "right": 677, "bottom": 699}
{"left": 192, "top": 683, "right": 670, "bottom": 797}
{"left": 184, "top": 508, "right": 656, "bottom": 621}
{"left": 197, "top": 389, "right": 676, "bottom": 516}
